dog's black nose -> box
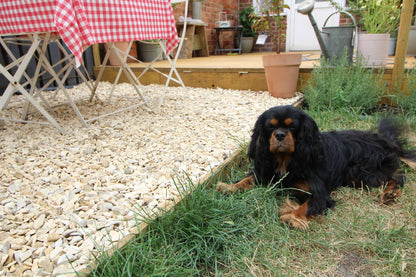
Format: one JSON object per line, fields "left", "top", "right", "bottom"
{"left": 275, "top": 131, "right": 287, "bottom": 141}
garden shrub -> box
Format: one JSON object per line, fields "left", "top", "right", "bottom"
{"left": 303, "top": 54, "right": 385, "bottom": 112}
{"left": 394, "top": 67, "right": 416, "bottom": 114}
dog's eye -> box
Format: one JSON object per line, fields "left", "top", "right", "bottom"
{"left": 269, "top": 118, "right": 278, "bottom": 127}
{"left": 286, "top": 119, "right": 298, "bottom": 130}
{"left": 284, "top": 118, "right": 293, "bottom": 126}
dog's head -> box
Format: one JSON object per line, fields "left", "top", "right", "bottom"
{"left": 249, "top": 105, "right": 321, "bottom": 165}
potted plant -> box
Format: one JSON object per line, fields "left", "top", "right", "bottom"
{"left": 250, "top": 0, "right": 301, "bottom": 98}
{"left": 341, "top": 0, "right": 402, "bottom": 67}
{"left": 238, "top": 5, "right": 256, "bottom": 53}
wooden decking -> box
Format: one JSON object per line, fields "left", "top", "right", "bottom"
{"left": 95, "top": 52, "right": 416, "bottom": 92}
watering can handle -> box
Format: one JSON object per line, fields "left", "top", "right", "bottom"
{"left": 323, "top": 11, "right": 357, "bottom": 29}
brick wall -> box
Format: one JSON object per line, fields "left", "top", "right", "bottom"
{"left": 241, "top": 0, "right": 287, "bottom": 53}
{"left": 339, "top": 14, "right": 354, "bottom": 27}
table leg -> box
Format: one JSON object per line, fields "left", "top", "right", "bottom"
{"left": 215, "top": 29, "right": 221, "bottom": 55}
{"left": 35, "top": 34, "right": 88, "bottom": 128}
{"left": 238, "top": 28, "right": 243, "bottom": 55}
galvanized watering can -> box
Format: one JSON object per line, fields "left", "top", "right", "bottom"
{"left": 297, "top": 0, "right": 358, "bottom": 64}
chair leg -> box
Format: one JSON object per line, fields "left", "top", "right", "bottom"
{"left": 0, "top": 34, "right": 66, "bottom": 134}
{"left": 36, "top": 35, "right": 88, "bottom": 127}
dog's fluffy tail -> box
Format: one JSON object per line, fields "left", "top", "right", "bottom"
{"left": 378, "top": 118, "right": 416, "bottom": 169}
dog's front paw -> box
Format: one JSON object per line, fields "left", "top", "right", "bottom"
{"left": 280, "top": 213, "right": 309, "bottom": 230}
{"left": 279, "top": 198, "right": 300, "bottom": 215}
{"left": 378, "top": 176, "right": 404, "bottom": 205}
{"left": 215, "top": 182, "right": 238, "bottom": 193}
{"left": 280, "top": 199, "right": 309, "bottom": 230}
{"left": 378, "top": 186, "right": 402, "bottom": 204}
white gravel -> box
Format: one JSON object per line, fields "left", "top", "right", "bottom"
{"left": 0, "top": 82, "right": 302, "bottom": 276}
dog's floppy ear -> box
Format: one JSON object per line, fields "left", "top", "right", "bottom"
{"left": 248, "top": 113, "right": 266, "bottom": 160}
{"left": 248, "top": 113, "right": 276, "bottom": 183}
{"left": 295, "top": 111, "right": 322, "bottom": 164}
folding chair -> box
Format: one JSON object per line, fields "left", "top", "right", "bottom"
{"left": 88, "top": 40, "right": 151, "bottom": 120}
{"left": 97, "top": 0, "right": 189, "bottom": 108}
{"left": 22, "top": 34, "right": 91, "bottom": 128}
{"left": 91, "top": 40, "right": 149, "bottom": 104}
{"left": 0, "top": 33, "right": 66, "bottom": 133}
{"left": 0, "top": 33, "right": 93, "bottom": 133}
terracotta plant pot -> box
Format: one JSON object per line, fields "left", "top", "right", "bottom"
{"left": 357, "top": 33, "right": 390, "bottom": 67}
{"left": 262, "top": 53, "right": 302, "bottom": 98}
{"left": 104, "top": 41, "right": 130, "bottom": 66}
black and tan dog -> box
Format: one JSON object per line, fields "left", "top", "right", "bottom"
{"left": 217, "top": 105, "right": 416, "bottom": 229}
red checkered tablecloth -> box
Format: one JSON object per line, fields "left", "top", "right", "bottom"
{"left": 0, "top": 0, "right": 179, "bottom": 66}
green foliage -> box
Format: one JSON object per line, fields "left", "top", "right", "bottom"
{"left": 239, "top": 5, "right": 256, "bottom": 37}
{"left": 359, "top": 0, "right": 401, "bottom": 34}
{"left": 389, "top": 67, "right": 416, "bottom": 127}
{"left": 303, "top": 54, "right": 385, "bottom": 112}
{"left": 331, "top": 0, "right": 402, "bottom": 34}
{"left": 394, "top": 67, "right": 416, "bottom": 113}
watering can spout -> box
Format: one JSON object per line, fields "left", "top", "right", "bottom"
{"left": 296, "top": 0, "right": 330, "bottom": 59}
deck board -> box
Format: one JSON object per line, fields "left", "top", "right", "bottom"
{"left": 95, "top": 52, "right": 416, "bottom": 92}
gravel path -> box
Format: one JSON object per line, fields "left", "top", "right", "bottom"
{"left": 0, "top": 82, "right": 302, "bottom": 276}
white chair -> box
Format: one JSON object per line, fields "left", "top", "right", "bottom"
{"left": 0, "top": 33, "right": 92, "bottom": 133}
{"left": 0, "top": 34, "right": 66, "bottom": 132}
{"left": 156, "top": 0, "right": 188, "bottom": 106}
{"left": 100, "top": 0, "right": 189, "bottom": 108}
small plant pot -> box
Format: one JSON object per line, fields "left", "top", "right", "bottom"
{"left": 241, "top": 37, "right": 255, "bottom": 53}
{"left": 137, "top": 41, "right": 163, "bottom": 62}
{"left": 262, "top": 53, "right": 302, "bottom": 98}
{"left": 389, "top": 37, "right": 397, "bottom": 56}
{"left": 104, "top": 41, "right": 130, "bottom": 66}
{"left": 191, "top": 1, "right": 202, "bottom": 20}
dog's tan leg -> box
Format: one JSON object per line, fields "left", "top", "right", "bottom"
{"left": 280, "top": 199, "right": 310, "bottom": 230}
{"left": 216, "top": 175, "right": 254, "bottom": 193}
{"left": 378, "top": 175, "right": 404, "bottom": 204}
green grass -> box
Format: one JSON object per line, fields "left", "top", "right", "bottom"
{"left": 87, "top": 109, "right": 416, "bottom": 277}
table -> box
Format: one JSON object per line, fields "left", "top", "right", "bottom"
{"left": 214, "top": 26, "right": 243, "bottom": 55}
{"left": 176, "top": 22, "right": 209, "bottom": 58}
{"left": 0, "top": 0, "right": 179, "bottom": 133}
